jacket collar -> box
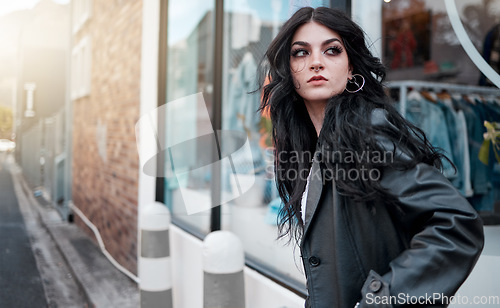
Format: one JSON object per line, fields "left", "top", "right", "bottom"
{"left": 301, "top": 156, "right": 324, "bottom": 246}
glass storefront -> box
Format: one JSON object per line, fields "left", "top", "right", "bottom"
{"left": 163, "top": 0, "right": 500, "bottom": 294}
{"left": 220, "top": 0, "right": 329, "bottom": 291}
{"left": 164, "top": 0, "right": 215, "bottom": 237}
{"left": 378, "top": 0, "right": 500, "bottom": 223}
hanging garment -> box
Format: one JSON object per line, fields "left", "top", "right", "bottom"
{"left": 437, "top": 100, "right": 462, "bottom": 186}
{"left": 223, "top": 52, "right": 265, "bottom": 195}
{"left": 456, "top": 110, "right": 473, "bottom": 197}
{"left": 470, "top": 99, "right": 500, "bottom": 211}
{"left": 226, "top": 52, "right": 261, "bottom": 136}
{"left": 405, "top": 91, "right": 456, "bottom": 179}
{"left": 469, "top": 101, "right": 493, "bottom": 196}
{"left": 452, "top": 97, "right": 488, "bottom": 198}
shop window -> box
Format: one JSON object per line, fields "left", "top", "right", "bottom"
{"left": 220, "top": 0, "right": 329, "bottom": 294}
{"left": 379, "top": 0, "right": 500, "bottom": 224}
{"left": 163, "top": 0, "right": 216, "bottom": 237}
{"left": 162, "top": 0, "right": 333, "bottom": 293}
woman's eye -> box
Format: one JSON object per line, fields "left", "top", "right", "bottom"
{"left": 324, "top": 46, "right": 343, "bottom": 55}
{"left": 292, "top": 49, "right": 308, "bottom": 57}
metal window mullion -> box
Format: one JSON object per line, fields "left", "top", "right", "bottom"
{"left": 211, "top": 0, "right": 224, "bottom": 232}
{"left": 156, "top": 0, "right": 168, "bottom": 203}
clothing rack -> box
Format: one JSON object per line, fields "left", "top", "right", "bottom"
{"left": 386, "top": 80, "right": 500, "bottom": 117}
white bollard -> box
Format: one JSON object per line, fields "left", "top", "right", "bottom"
{"left": 203, "top": 231, "right": 245, "bottom": 308}
{"left": 139, "top": 202, "right": 173, "bottom": 308}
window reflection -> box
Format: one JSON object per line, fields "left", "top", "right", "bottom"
{"left": 221, "top": 0, "right": 329, "bottom": 292}
{"left": 165, "top": 1, "right": 215, "bottom": 236}
{"left": 382, "top": 0, "right": 500, "bottom": 224}
{"left": 383, "top": 0, "right": 500, "bottom": 84}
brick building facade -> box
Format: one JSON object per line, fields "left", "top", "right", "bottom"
{"left": 72, "top": 0, "right": 142, "bottom": 274}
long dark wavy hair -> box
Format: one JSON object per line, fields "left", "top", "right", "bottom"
{"left": 258, "top": 7, "right": 449, "bottom": 243}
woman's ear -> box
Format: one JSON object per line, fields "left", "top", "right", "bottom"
{"left": 348, "top": 65, "right": 353, "bottom": 79}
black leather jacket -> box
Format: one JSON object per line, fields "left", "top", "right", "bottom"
{"left": 300, "top": 109, "right": 484, "bottom": 308}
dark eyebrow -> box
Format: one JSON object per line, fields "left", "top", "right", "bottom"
{"left": 323, "top": 38, "right": 342, "bottom": 46}
{"left": 291, "top": 41, "right": 309, "bottom": 47}
{"left": 291, "top": 38, "right": 342, "bottom": 48}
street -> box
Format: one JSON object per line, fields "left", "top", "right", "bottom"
{"left": 0, "top": 152, "right": 86, "bottom": 307}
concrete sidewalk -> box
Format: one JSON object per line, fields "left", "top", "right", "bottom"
{"left": 0, "top": 157, "right": 47, "bottom": 307}
{"left": 9, "top": 158, "right": 139, "bottom": 307}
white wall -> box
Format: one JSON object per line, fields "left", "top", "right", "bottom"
{"left": 170, "top": 225, "right": 305, "bottom": 308}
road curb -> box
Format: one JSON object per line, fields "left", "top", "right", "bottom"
{"left": 12, "top": 166, "right": 139, "bottom": 307}
{"left": 11, "top": 167, "right": 95, "bottom": 307}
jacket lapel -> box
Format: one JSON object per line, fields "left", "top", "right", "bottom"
{"left": 301, "top": 158, "right": 324, "bottom": 244}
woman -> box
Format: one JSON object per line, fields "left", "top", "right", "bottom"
{"left": 259, "top": 7, "right": 484, "bottom": 308}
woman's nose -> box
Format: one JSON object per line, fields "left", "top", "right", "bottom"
{"left": 311, "top": 63, "right": 323, "bottom": 72}
{"left": 310, "top": 52, "right": 324, "bottom": 71}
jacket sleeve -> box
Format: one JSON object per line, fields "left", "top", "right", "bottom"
{"left": 358, "top": 109, "right": 484, "bottom": 307}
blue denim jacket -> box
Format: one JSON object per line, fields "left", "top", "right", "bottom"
{"left": 406, "top": 94, "right": 456, "bottom": 179}
{"left": 437, "top": 100, "right": 466, "bottom": 194}
{"left": 452, "top": 98, "right": 484, "bottom": 194}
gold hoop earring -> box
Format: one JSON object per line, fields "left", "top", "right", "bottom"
{"left": 345, "top": 74, "right": 365, "bottom": 93}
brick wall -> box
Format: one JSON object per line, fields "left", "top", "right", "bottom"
{"left": 72, "top": 0, "right": 142, "bottom": 275}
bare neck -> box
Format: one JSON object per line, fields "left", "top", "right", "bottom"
{"left": 304, "top": 100, "right": 327, "bottom": 137}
